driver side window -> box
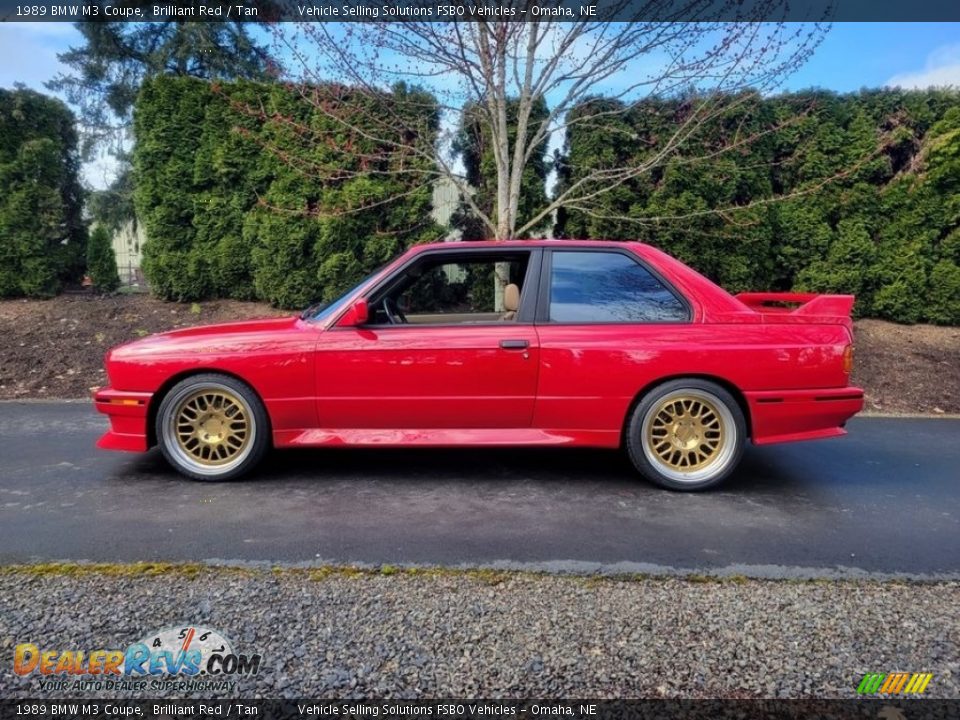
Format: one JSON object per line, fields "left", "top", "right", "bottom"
{"left": 369, "top": 253, "right": 530, "bottom": 326}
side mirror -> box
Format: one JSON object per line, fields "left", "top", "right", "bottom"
{"left": 337, "top": 298, "right": 369, "bottom": 327}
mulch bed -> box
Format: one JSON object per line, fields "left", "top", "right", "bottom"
{"left": 0, "top": 293, "right": 285, "bottom": 400}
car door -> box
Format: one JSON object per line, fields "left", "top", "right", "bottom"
{"left": 313, "top": 249, "right": 541, "bottom": 430}
{"left": 532, "top": 248, "right": 693, "bottom": 435}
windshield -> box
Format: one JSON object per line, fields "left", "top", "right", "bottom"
{"left": 300, "top": 265, "right": 387, "bottom": 323}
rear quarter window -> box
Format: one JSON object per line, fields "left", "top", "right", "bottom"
{"left": 549, "top": 251, "right": 689, "bottom": 323}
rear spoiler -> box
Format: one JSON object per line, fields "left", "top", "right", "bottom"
{"left": 735, "top": 292, "right": 855, "bottom": 318}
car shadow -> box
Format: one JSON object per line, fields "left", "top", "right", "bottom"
{"left": 120, "top": 442, "right": 815, "bottom": 495}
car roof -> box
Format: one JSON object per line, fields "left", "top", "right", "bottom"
{"left": 409, "top": 239, "right": 647, "bottom": 252}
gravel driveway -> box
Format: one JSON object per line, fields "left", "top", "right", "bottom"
{"left": 1, "top": 567, "right": 956, "bottom": 699}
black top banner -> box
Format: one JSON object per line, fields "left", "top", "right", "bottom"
{"left": 2, "top": 0, "right": 960, "bottom": 22}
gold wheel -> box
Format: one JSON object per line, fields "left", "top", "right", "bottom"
{"left": 646, "top": 394, "right": 725, "bottom": 473}
{"left": 172, "top": 389, "right": 251, "bottom": 467}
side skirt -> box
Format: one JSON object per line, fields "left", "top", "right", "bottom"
{"left": 273, "top": 428, "right": 622, "bottom": 449}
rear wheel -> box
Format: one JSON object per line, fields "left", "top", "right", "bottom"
{"left": 626, "top": 379, "right": 745, "bottom": 491}
{"left": 156, "top": 374, "right": 269, "bottom": 481}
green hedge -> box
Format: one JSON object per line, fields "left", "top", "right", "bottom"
{"left": 134, "top": 77, "right": 442, "bottom": 307}
{"left": 557, "top": 89, "right": 960, "bottom": 324}
{"left": 0, "top": 88, "right": 86, "bottom": 297}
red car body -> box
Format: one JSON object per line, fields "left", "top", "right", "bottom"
{"left": 96, "top": 240, "right": 863, "bottom": 483}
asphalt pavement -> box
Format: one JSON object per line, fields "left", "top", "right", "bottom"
{"left": 0, "top": 401, "right": 957, "bottom": 578}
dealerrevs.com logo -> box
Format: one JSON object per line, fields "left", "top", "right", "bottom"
{"left": 14, "top": 626, "right": 262, "bottom": 693}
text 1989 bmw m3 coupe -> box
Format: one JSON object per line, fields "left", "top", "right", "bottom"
{"left": 95, "top": 240, "right": 864, "bottom": 491}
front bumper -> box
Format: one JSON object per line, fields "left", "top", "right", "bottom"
{"left": 746, "top": 386, "right": 865, "bottom": 445}
{"left": 93, "top": 387, "right": 153, "bottom": 452}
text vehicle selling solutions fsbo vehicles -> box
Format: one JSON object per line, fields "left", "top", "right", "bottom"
{"left": 95, "top": 240, "right": 863, "bottom": 491}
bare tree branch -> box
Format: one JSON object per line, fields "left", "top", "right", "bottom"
{"left": 261, "top": 11, "right": 829, "bottom": 239}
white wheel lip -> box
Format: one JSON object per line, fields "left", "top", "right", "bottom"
{"left": 161, "top": 381, "right": 257, "bottom": 478}
{"left": 640, "top": 388, "right": 737, "bottom": 484}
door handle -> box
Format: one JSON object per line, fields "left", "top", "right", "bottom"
{"left": 499, "top": 339, "right": 529, "bottom": 350}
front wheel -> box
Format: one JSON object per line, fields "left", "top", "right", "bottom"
{"left": 156, "top": 373, "right": 269, "bottom": 481}
{"left": 626, "top": 379, "right": 746, "bottom": 491}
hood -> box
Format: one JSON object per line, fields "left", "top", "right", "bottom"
{"left": 109, "top": 316, "right": 305, "bottom": 359}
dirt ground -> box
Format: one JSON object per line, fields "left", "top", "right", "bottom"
{"left": 0, "top": 294, "right": 957, "bottom": 414}
{"left": 0, "top": 293, "right": 286, "bottom": 400}
{"left": 853, "top": 318, "right": 960, "bottom": 414}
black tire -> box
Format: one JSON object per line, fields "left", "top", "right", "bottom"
{"left": 155, "top": 373, "right": 270, "bottom": 481}
{"left": 625, "top": 379, "right": 746, "bottom": 491}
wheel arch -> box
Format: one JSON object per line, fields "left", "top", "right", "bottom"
{"left": 622, "top": 374, "right": 752, "bottom": 445}
{"left": 146, "top": 368, "right": 271, "bottom": 449}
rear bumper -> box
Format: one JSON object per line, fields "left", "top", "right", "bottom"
{"left": 746, "top": 386, "right": 864, "bottom": 445}
{"left": 93, "top": 387, "right": 152, "bottom": 452}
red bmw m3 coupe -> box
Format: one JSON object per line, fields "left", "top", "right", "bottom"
{"left": 96, "top": 240, "right": 863, "bottom": 490}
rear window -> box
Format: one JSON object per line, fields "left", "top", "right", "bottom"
{"left": 548, "top": 251, "right": 688, "bottom": 323}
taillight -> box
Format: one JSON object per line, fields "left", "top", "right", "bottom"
{"left": 842, "top": 345, "right": 854, "bottom": 374}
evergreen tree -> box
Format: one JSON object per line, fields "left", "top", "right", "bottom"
{"left": 48, "top": 22, "right": 274, "bottom": 152}
{"left": 135, "top": 76, "right": 442, "bottom": 307}
{"left": 0, "top": 87, "right": 86, "bottom": 298}
{"left": 558, "top": 88, "right": 960, "bottom": 324}
{"left": 86, "top": 225, "right": 120, "bottom": 292}
{"left": 48, "top": 21, "right": 276, "bottom": 230}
